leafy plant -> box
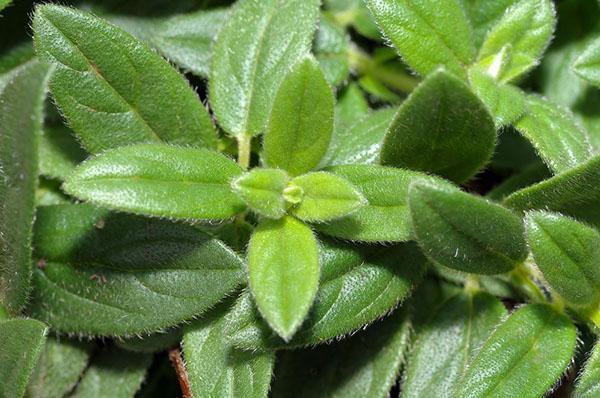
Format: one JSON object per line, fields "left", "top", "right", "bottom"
{"left": 1, "top": 0, "right": 599, "bottom": 397}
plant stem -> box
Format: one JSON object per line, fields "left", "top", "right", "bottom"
{"left": 237, "top": 134, "right": 252, "bottom": 170}
{"left": 168, "top": 347, "right": 192, "bottom": 398}
{"left": 510, "top": 264, "right": 546, "bottom": 304}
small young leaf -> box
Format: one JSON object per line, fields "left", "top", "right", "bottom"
{"left": 573, "top": 36, "right": 600, "bottom": 87}
{"left": 468, "top": 67, "right": 527, "bottom": 127}
{"left": 366, "top": 0, "right": 475, "bottom": 77}
{"left": 515, "top": 95, "right": 592, "bottom": 174}
{"left": 0, "top": 59, "right": 50, "bottom": 315}
{"left": 183, "top": 300, "right": 274, "bottom": 398}
{"left": 29, "top": 204, "right": 244, "bottom": 336}
{"left": 477, "top": 0, "right": 556, "bottom": 82}
{"left": 456, "top": 304, "right": 577, "bottom": 398}
{"left": 574, "top": 340, "right": 600, "bottom": 398}
{"left": 232, "top": 168, "right": 289, "bottom": 219}
{"left": 72, "top": 347, "right": 151, "bottom": 398}
{"left": 0, "top": 319, "right": 48, "bottom": 398}
{"left": 526, "top": 211, "right": 600, "bottom": 309}
{"left": 505, "top": 155, "right": 600, "bottom": 228}
{"left": 63, "top": 144, "right": 245, "bottom": 221}
{"left": 288, "top": 172, "right": 366, "bottom": 222}
{"left": 33, "top": 5, "right": 216, "bottom": 153}
{"left": 263, "top": 56, "right": 334, "bottom": 176}
{"left": 459, "top": 0, "right": 519, "bottom": 48}
{"left": 272, "top": 309, "right": 411, "bottom": 398}
{"left": 111, "top": 8, "right": 229, "bottom": 78}
{"left": 403, "top": 292, "right": 507, "bottom": 398}
{"left": 409, "top": 182, "right": 528, "bottom": 274}
{"left": 314, "top": 13, "right": 350, "bottom": 87}
{"left": 247, "top": 216, "right": 320, "bottom": 340}
{"left": 229, "top": 242, "right": 426, "bottom": 349}
{"left": 27, "top": 337, "right": 92, "bottom": 398}
{"left": 39, "top": 125, "right": 87, "bottom": 181}
{"left": 317, "top": 165, "right": 450, "bottom": 242}
{"left": 380, "top": 69, "right": 496, "bottom": 183}
{"left": 210, "top": 0, "right": 320, "bottom": 137}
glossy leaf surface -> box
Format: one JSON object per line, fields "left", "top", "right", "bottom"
{"left": 63, "top": 144, "right": 245, "bottom": 221}
{"left": 33, "top": 5, "right": 216, "bottom": 153}
{"left": 409, "top": 182, "right": 528, "bottom": 274}
{"left": 263, "top": 56, "right": 334, "bottom": 176}
{"left": 210, "top": 0, "right": 319, "bottom": 137}
{"left": 29, "top": 204, "right": 244, "bottom": 336}
{"left": 380, "top": 70, "right": 496, "bottom": 183}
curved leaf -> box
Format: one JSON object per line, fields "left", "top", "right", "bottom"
{"left": 575, "top": 340, "right": 600, "bottom": 398}
{"left": 232, "top": 168, "right": 289, "bottom": 219}
{"left": 573, "top": 36, "right": 600, "bottom": 87}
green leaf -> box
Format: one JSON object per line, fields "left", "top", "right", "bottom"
{"left": 72, "top": 347, "right": 151, "bottom": 398}
{"left": 33, "top": 4, "right": 216, "bottom": 153}
{"left": 0, "top": 319, "right": 48, "bottom": 398}
{"left": 515, "top": 95, "right": 592, "bottom": 174}
{"left": 322, "top": 108, "right": 396, "bottom": 167}
{"left": 63, "top": 144, "right": 245, "bottom": 221}
{"left": 210, "top": 0, "right": 320, "bottom": 137}
{"left": 366, "top": 0, "right": 475, "bottom": 78}
{"left": 271, "top": 308, "right": 411, "bottom": 398}
{"left": 574, "top": 340, "right": 600, "bottom": 398}
{"left": 403, "top": 292, "right": 507, "bottom": 398}
{"left": 0, "top": 60, "right": 50, "bottom": 315}
{"left": 468, "top": 67, "right": 527, "bottom": 127}
{"left": 573, "top": 36, "right": 600, "bottom": 87}
{"left": 247, "top": 216, "right": 320, "bottom": 340}
{"left": 229, "top": 241, "right": 426, "bottom": 349}
{"left": 459, "top": 0, "right": 519, "bottom": 49}
{"left": 409, "top": 182, "right": 528, "bottom": 274}
{"left": 183, "top": 300, "right": 274, "bottom": 398}
{"left": 39, "top": 125, "right": 87, "bottom": 181}
{"left": 116, "top": 329, "right": 182, "bottom": 354}
{"left": 477, "top": 0, "right": 556, "bottom": 82}
{"left": 456, "top": 304, "right": 577, "bottom": 398}
{"left": 505, "top": 155, "right": 600, "bottom": 228}
{"left": 27, "top": 337, "right": 92, "bottom": 398}
{"left": 0, "top": 0, "right": 11, "bottom": 13}
{"left": 316, "top": 165, "right": 450, "bottom": 242}
{"left": 526, "top": 211, "right": 600, "bottom": 309}
{"left": 486, "top": 163, "right": 550, "bottom": 201}
{"left": 333, "top": 83, "right": 369, "bottom": 133}
{"left": 111, "top": 8, "right": 229, "bottom": 78}
{"left": 380, "top": 69, "right": 496, "bottom": 183}
{"left": 314, "top": 13, "right": 350, "bottom": 87}
{"left": 288, "top": 172, "right": 366, "bottom": 222}
{"left": 231, "top": 168, "right": 289, "bottom": 219}
{"left": 29, "top": 204, "right": 244, "bottom": 336}
{"left": 263, "top": 56, "right": 334, "bottom": 176}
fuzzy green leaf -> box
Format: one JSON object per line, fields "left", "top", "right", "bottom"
{"left": 403, "top": 292, "right": 507, "bottom": 398}
{"left": 0, "top": 319, "right": 48, "bottom": 398}
{"left": 29, "top": 204, "right": 244, "bottom": 336}
{"left": 63, "top": 144, "right": 245, "bottom": 221}
{"left": 574, "top": 340, "right": 600, "bottom": 398}
{"left": 39, "top": 125, "right": 87, "bottom": 181}
{"left": 72, "top": 347, "right": 151, "bottom": 398}
{"left": 380, "top": 69, "right": 496, "bottom": 183}
{"left": 505, "top": 155, "right": 600, "bottom": 228}
{"left": 456, "top": 304, "right": 577, "bottom": 398}
{"left": 288, "top": 172, "right": 366, "bottom": 222}
{"left": 0, "top": 60, "right": 50, "bottom": 315}
{"left": 210, "top": 0, "right": 319, "bottom": 137}
{"left": 515, "top": 95, "right": 592, "bottom": 174}
{"left": 33, "top": 5, "right": 216, "bottom": 153}
{"left": 248, "top": 216, "right": 320, "bottom": 340}
{"left": 486, "top": 163, "right": 550, "bottom": 201}
{"left": 409, "top": 182, "right": 528, "bottom": 274}
{"left": 526, "top": 211, "right": 600, "bottom": 309}
{"left": 468, "top": 67, "right": 526, "bottom": 127}
{"left": 229, "top": 241, "right": 426, "bottom": 349}
{"left": 117, "top": 329, "right": 182, "bottom": 354}
{"left": 317, "top": 165, "right": 450, "bottom": 242}
{"left": 314, "top": 13, "right": 350, "bottom": 86}
{"left": 477, "top": 0, "right": 556, "bottom": 82}
{"left": 272, "top": 309, "right": 411, "bottom": 398}
{"left": 263, "top": 56, "right": 334, "bottom": 176}
{"left": 323, "top": 108, "right": 396, "bottom": 167}
{"left": 111, "top": 8, "right": 229, "bottom": 78}
{"left": 459, "top": 0, "right": 519, "bottom": 49}
{"left": 232, "top": 168, "right": 289, "bottom": 219}
{"left": 573, "top": 36, "right": 600, "bottom": 87}
{"left": 27, "top": 337, "right": 92, "bottom": 398}
{"left": 333, "top": 83, "right": 370, "bottom": 133}
{"left": 183, "top": 300, "right": 274, "bottom": 398}
{"left": 366, "top": 0, "right": 475, "bottom": 77}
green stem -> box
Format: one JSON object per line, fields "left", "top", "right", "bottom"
{"left": 237, "top": 134, "right": 252, "bottom": 170}
{"left": 510, "top": 264, "right": 546, "bottom": 304}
